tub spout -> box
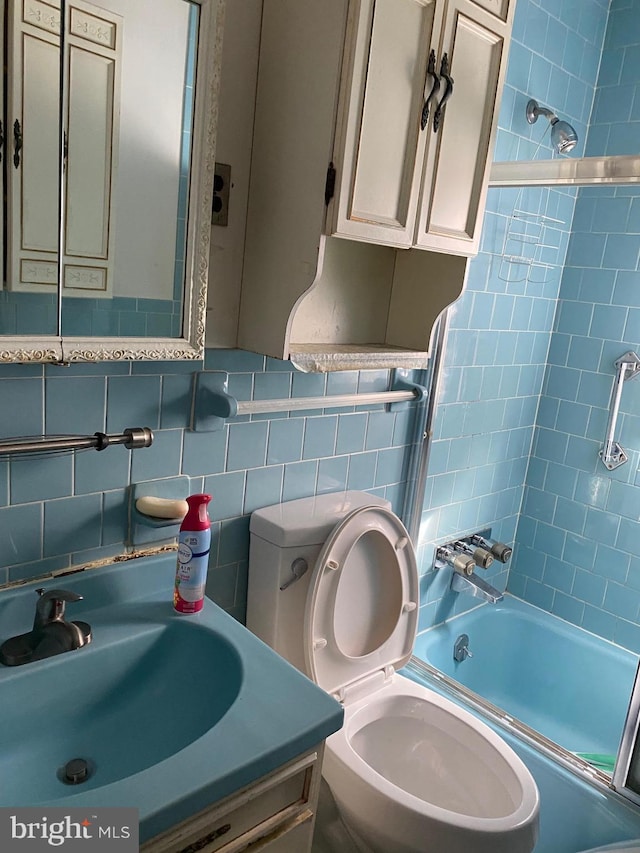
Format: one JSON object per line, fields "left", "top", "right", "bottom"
{"left": 451, "top": 570, "right": 503, "bottom": 604}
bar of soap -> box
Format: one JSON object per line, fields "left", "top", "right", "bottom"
{"left": 136, "top": 496, "right": 188, "bottom": 520}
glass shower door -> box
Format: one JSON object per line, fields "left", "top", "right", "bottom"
{"left": 613, "top": 661, "right": 640, "bottom": 805}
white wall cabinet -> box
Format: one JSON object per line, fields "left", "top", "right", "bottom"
{"left": 328, "top": 0, "right": 509, "bottom": 256}
{"left": 414, "top": 0, "right": 510, "bottom": 253}
{"left": 6, "top": 0, "right": 121, "bottom": 298}
{"left": 141, "top": 747, "right": 323, "bottom": 853}
{"left": 232, "top": 0, "right": 513, "bottom": 371}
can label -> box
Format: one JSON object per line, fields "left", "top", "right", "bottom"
{"left": 173, "top": 529, "right": 211, "bottom": 613}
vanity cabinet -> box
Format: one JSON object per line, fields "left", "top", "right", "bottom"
{"left": 141, "top": 746, "right": 323, "bottom": 853}
{"left": 233, "top": 0, "right": 513, "bottom": 371}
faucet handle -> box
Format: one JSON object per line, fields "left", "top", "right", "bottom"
{"left": 435, "top": 546, "right": 475, "bottom": 576}
{"left": 453, "top": 540, "right": 494, "bottom": 569}
{"left": 490, "top": 542, "right": 512, "bottom": 563}
{"left": 469, "top": 546, "right": 494, "bottom": 569}
{"left": 34, "top": 588, "right": 83, "bottom": 628}
{"left": 470, "top": 534, "right": 512, "bottom": 563}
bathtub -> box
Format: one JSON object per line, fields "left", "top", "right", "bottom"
{"left": 412, "top": 595, "right": 638, "bottom": 760}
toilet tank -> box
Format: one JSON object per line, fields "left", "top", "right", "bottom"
{"left": 247, "top": 491, "right": 390, "bottom": 673}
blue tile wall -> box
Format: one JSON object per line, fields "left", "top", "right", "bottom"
{"left": 508, "top": 0, "right": 640, "bottom": 650}
{"left": 495, "top": 0, "right": 608, "bottom": 163}
{"left": 0, "top": 352, "right": 419, "bottom": 623}
{"left": 511, "top": 184, "right": 640, "bottom": 650}
{"left": 588, "top": 0, "right": 640, "bottom": 156}
{"left": 416, "top": 0, "right": 609, "bottom": 631}
{"left": 419, "top": 0, "right": 640, "bottom": 656}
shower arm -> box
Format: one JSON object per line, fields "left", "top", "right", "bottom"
{"left": 600, "top": 351, "right": 640, "bottom": 470}
{"left": 533, "top": 105, "right": 556, "bottom": 122}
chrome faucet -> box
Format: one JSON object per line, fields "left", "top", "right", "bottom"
{"left": 0, "top": 588, "right": 92, "bottom": 666}
{"left": 450, "top": 570, "right": 503, "bottom": 604}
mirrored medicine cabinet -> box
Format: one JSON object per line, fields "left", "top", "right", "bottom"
{"left": 1, "top": 0, "right": 224, "bottom": 363}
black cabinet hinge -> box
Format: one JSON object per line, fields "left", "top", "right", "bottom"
{"left": 324, "top": 161, "right": 336, "bottom": 205}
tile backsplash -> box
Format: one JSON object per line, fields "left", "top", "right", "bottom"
{"left": 0, "top": 350, "right": 419, "bottom": 622}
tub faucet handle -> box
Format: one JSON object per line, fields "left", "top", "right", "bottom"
{"left": 471, "top": 546, "right": 493, "bottom": 569}
{"left": 435, "top": 546, "right": 475, "bottom": 576}
{"left": 490, "top": 542, "right": 512, "bottom": 563}
{"left": 452, "top": 553, "right": 475, "bottom": 575}
{"left": 454, "top": 540, "right": 494, "bottom": 569}
{"left": 470, "top": 533, "right": 512, "bottom": 563}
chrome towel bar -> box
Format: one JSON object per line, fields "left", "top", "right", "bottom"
{"left": 600, "top": 351, "right": 640, "bottom": 470}
{"left": 0, "top": 428, "right": 154, "bottom": 457}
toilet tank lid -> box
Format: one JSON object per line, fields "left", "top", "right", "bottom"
{"left": 250, "top": 491, "right": 390, "bottom": 547}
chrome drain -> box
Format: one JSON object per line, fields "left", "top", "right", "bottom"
{"left": 62, "top": 757, "right": 91, "bottom": 785}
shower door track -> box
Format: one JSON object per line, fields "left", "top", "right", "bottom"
{"left": 406, "top": 656, "right": 617, "bottom": 793}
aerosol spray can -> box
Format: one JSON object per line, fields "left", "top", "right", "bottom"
{"left": 173, "top": 494, "right": 212, "bottom": 614}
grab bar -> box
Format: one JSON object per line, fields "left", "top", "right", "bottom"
{"left": 0, "top": 428, "right": 154, "bottom": 457}
{"left": 192, "top": 371, "right": 428, "bottom": 431}
{"left": 600, "top": 351, "right": 640, "bottom": 470}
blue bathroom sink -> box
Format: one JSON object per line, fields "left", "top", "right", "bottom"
{"left": 0, "top": 555, "right": 343, "bottom": 842}
{"left": 0, "top": 619, "right": 243, "bottom": 802}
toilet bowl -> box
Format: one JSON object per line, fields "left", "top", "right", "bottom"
{"left": 324, "top": 677, "right": 538, "bottom": 853}
{"left": 247, "top": 491, "right": 540, "bottom": 853}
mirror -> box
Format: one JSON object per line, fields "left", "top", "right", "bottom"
{"left": 1, "top": 0, "right": 223, "bottom": 361}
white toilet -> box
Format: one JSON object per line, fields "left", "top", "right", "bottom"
{"left": 247, "top": 491, "right": 539, "bottom": 853}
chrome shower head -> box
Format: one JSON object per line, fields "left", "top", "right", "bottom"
{"left": 526, "top": 98, "right": 578, "bottom": 155}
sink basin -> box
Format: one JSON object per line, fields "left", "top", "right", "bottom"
{"left": 0, "top": 620, "right": 243, "bottom": 802}
{"left": 0, "top": 554, "right": 343, "bottom": 842}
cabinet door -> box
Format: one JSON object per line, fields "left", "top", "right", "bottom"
{"left": 62, "top": 0, "right": 121, "bottom": 299}
{"left": 327, "top": 0, "right": 439, "bottom": 248}
{"left": 7, "top": 0, "right": 61, "bottom": 293}
{"left": 7, "top": 0, "right": 121, "bottom": 298}
{"left": 414, "top": 0, "right": 509, "bottom": 255}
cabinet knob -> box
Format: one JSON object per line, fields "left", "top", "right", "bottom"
{"left": 433, "top": 53, "right": 454, "bottom": 133}
{"left": 420, "top": 50, "right": 440, "bottom": 131}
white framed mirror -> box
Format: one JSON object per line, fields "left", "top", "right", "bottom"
{"left": 1, "top": 0, "right": 223, "bottom": 362}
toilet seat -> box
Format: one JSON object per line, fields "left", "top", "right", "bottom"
{"left": 303, "top": 506, "right": 418, "bottom": 702}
